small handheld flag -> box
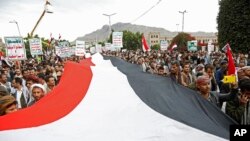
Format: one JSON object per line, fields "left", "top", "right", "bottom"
{"left": 142, "top": 35, "right": 150, "bottom": 52}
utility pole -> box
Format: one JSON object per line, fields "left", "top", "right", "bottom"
{"left": 103, "top": 13, "right": 116, "bottom": 36}
{"left": 179, "top": 10, "right": 187, "bottom": 32}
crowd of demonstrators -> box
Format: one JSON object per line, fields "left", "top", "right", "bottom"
{"left": 1, "top": 48, "right": 249, "bottom": 124}
{"left": 103, "top": 49, "right": 250, "bottom": 124}
{"left": 0, "top": 55, "right": 82, "bottom": 116}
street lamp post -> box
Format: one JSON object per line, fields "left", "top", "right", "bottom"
{"left": 103, "top": 13, "right": 116, "bottom": 36}
{"left": 179, "top": 10, "right": 187, "bottom": 32}
{"left": 9, "top": 20, "right": 21, "bottom": 36}
{"left": 30, "top": 0, "right": 53, "bottom": 37}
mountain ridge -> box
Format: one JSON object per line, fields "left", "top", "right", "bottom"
{"left": 76, "top": 22, "right": 216, "bottom": 42}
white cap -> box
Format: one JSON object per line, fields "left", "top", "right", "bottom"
{"left": 31, "top": 84, "right": 46, "bottom": 93}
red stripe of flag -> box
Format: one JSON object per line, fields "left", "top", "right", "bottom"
{"left": 225, "top": 43, "right": 236, "bottom": 75}
{"left": 0, "top": 61, "right": 93, "bottom": 131}
{"left": 142, "top": 35, "right": 150, "bottom": 52}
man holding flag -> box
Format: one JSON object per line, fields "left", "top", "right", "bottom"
{"left": 226, "top": 78, "right": 250, "bottom": 125}
{"left": 222, "top": 43, "right": 250, "bottom": 125}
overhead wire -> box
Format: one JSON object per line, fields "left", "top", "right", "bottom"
{"left": 131, "top": 0, "right": 162, "bottom": 23}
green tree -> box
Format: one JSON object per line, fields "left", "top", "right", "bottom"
{"left": 217, "top": 0, "right": 250, "bottom": 53}
{"left": 123, "top": 30, "right": 142, "bottom": 50}
{"left": 151, "top": 44, "right": 160, "bottom": 50}
{"left": 135, "top": 32, "right": 142, "bottom": 50}
{"left": 41, "top": 38, "right": 50, "bottom": 54}
{"left": 98, "top": 41, "right": 105, "bottom": 47}
{"left": 169, "top": 32, "right": 195, "bottom": 52}
{"left": 107, "top": 29, "right": 114, "bottom": 43}
{"left": 108, "top": 30, "right": 142, "bottom": 50}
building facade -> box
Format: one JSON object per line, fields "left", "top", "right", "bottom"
{"left": 148, "top": 32, "right": 160, "bottom": 46}
{"left": 195, "top": 35, "right": 217, "bottom": 44}
{"left": 148, "top": 32, "right": 218, "bottom": 47}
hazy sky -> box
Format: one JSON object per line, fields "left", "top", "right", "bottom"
{"left": 0, "top": 0, "right": 219, "bottom": 41}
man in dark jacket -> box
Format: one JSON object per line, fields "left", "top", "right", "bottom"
{"left": 226, "top": 78, "right": 250, "bottom": 124}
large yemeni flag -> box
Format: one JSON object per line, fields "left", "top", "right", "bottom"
{"left": 0, "top": 53, "right": 236, "bottom": 141}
